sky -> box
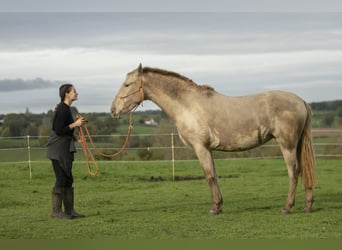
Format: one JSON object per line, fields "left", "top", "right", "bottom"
{"left": 1, "top": 2, "right": 342, "bottom": 114}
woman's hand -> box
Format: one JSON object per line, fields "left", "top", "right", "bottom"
{"left": 69, "top": 116, "right": 86, "bottom": 129}
{"left": 74, "top": 117, "right": 86, "bottom": 127}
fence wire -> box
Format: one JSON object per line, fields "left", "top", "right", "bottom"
{"left": 1, "top": 130, "right": 342, "bottom": 165}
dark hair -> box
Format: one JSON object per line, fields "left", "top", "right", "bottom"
{"left": 59, "top": 84, "right": 73, "bottom": 102}
{"left": 54, "top": 84, "right": 73, "bottom": 111}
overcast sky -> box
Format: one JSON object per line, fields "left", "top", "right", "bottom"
{"left": 1, "top": 9, "right": 342, "bottom": 113}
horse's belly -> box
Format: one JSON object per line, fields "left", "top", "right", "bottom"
{"left": 212, "top": 126, "right": 272, "bottom": 152}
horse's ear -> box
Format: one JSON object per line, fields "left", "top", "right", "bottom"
{"left": 138, "top": 63, "right": 142, "bottom": 73}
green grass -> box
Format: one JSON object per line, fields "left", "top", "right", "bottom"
{"left": 0, "top": 159, "right": 341, "bottom": 239}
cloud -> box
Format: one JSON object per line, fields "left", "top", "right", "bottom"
{"left": 1, "top": 0, "right": 342, "bottom": 12}
{"left": 0, "top": 12, "right": 342, "bottom": 113}
{"left": 0, "top": 78, "right": 58, "bottom": 92}
{"left": 263, "top": 79, "right": 342, "bottom": 90}
{"left": 1, "top": 13, "right": 342, "bottom": 54}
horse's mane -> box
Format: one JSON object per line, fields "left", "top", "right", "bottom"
{"left": 142, "top": 67, "right": 215, "bottom": 92}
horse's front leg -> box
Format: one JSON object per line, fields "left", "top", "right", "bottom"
{"left": 194, "top": 146, "right": 223, "bottom": 214}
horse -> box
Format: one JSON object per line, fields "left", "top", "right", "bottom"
{"left": 111, "top": 64, "right": 315, "bottom": 215}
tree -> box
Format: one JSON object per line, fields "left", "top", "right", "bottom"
{"left": 337, "top": 107, "right": 342, "bottom": 118}
{"left": 1, "top": 114, "right": 29, "bottom": 136}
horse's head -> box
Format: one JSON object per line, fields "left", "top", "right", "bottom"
{"left": 111, "top": 64, "right": 144, "bottom": 118}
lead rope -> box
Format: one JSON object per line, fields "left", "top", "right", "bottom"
{"left": 77, "top": 76, "right": 144, "bottom": 176}
{"left": 76, "top": 112, "right": 133, "bottom": 176}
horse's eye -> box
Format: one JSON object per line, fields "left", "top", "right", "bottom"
{"left": 124, "top": 83, "right": 130, "bottom": 87}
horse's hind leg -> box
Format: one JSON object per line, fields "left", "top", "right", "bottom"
{"left": 280, "top": 147, "right": 300, "bottom": 214}
{"left": 304, "top": 188, "right": 314, "bottom": 213}
{"left": 194, "top": 146, "right": 223, "bottom": 214}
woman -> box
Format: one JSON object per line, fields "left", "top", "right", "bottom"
{"left": 46, "top": 84, "right": 86, "bottom": 219}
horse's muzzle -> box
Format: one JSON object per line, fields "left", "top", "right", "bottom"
{"left": 110, "top": 106, "right": 120, "bottom": 119}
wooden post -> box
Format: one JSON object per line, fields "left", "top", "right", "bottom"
{"left": 171, "top": 132, "right": 175, "bottom": 181}
{"left": 27, "top": 135, "right": 32, "bottom": 180}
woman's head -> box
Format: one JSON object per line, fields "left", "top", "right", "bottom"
{"left": 59, "top": 84, "right": 73, "bottom": 102}
{"left": 54, "top": 83, "right": 78, "bottom": 111}
{"left": 59, "top": 84, "right": 78, "bottom": 104}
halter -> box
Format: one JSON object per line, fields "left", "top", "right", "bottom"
{"left": 116, "top": 77, "right": 144, "bottom": 112}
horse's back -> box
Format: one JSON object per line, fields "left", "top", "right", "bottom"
{"left": 206, "top": 90, "right": 306, "bottom": 121}
{"left": 218, "top": 90, "right": 304, "bottom": 108}
{"left": 203, "top": 90, "right": 308, "bottom": 151}
{"left": 262, "top": 90, "right": 307, "bottom": 113}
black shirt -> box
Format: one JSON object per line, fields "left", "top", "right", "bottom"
{"left": 52, "top": 103, "right": 75, "bottom": 137}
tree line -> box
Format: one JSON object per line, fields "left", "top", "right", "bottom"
{"left": 1, "top": 100, "right": 342, "bottom": 138}
{"left": 0, "top": 109, "right": 120, "bottom": 137}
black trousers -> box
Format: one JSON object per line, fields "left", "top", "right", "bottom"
{"left": 51, "top": 159, "right": 74, "bottom": 188}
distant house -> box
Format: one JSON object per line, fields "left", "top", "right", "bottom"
{"left": 144, "top": 118, "right": 158, "bottom": 126}
{"left": 0, "top": 119, "right": 4, "bottom": 125}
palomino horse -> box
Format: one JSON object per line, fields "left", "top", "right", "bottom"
{"left": 111, "top": 64, "right": 315, "bottom": 215}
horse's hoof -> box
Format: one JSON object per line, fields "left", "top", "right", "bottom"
{"left": 281, "top": 208, "right": 291, "bottom": 214}
{"left": 303, "top": 207, "right": 313, "bottom": 213}
{"left": 209, "top": 209, "right": 222, "bottom": 215}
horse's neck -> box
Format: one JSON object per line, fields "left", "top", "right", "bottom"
{"left": 144, "top": 75, "right": 190, "bottom": 119}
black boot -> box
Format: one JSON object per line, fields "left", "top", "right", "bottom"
{"left": 51, "top": 187, "right": 72, "bottom": 219}
{"left": 64, "top": 187, "right": 85, "bottom": 219}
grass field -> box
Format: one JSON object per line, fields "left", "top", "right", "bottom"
{"left": 0, "top": 159, "right": 341, "bottom": 239}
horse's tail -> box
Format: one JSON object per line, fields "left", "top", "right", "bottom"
{"left": 298, "top": 102, "right": 316, "bottom": 189}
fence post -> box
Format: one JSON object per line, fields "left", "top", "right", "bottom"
{"left": 27, "top": 135, "right": 32, "bottom": 180}
{"left": 171, "top": 132, "right": 175, "bottom": 181}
